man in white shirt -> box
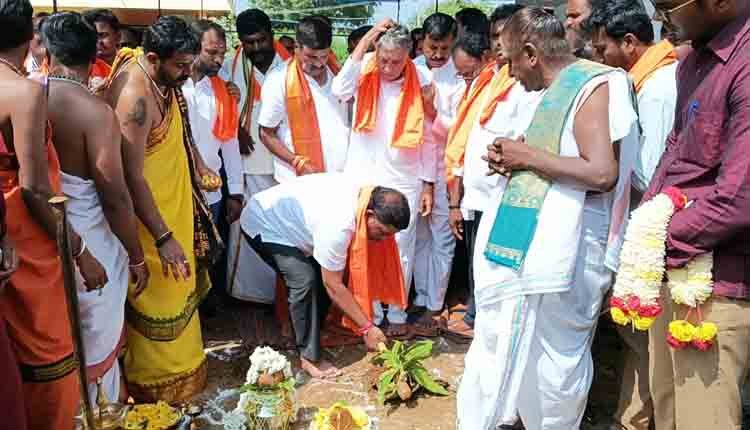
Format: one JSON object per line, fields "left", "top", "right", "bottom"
{"left": 258, "top": 16, "right": 349, "bottom": 184}
{"left": 220, "top": 9, "right": 283, "bottom": 303}
{"left": 240, "top": 173, "right": 407, "bottom": 378}
{"left": 332, "top": 21, "right": 437, "bottom": 338}
{"left": 444, "top": 4, "right": 537, "bottom": 341}
{"left": 589, "top": 2, "right": 678, "bottom": 429}
{"left": 411, "top": 12, "right": 465, "bottom": 336}
{"left": 457, "top": 8, "right": 638, "bottom": 429}
{"left": 183, "top": 20, "right": 244, "bottom": 303}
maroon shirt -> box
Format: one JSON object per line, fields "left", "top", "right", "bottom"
{"left": 643, "top": 12, "right": 750, "bottom": 299}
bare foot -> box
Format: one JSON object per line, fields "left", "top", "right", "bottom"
{"left": 301, "top": 357, "right": 342, "bottom": 380}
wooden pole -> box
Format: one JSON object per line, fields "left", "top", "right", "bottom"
{"left": 52, "top": 0, "right": 58, "bottom": 13}
{"left": 49, "top": 196, "right": 95, "bottom": 430}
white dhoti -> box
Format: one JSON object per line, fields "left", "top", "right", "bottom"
{"left": 62, "top": 172, "right": 129, "bottom": 404}
{"left": 413, "top": 173, "right": 455, "bottom": 311}
{"left": 226, "top": 173, "right": 277, "bottom": 303}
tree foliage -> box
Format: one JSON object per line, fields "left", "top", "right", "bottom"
{"left": 410, "top": 0, "right": 496, "bottom": 28}
{"left": 247, "top": 0, "right": 377, "bottom": 32}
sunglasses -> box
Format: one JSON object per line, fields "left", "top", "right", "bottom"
{"left": 652, "top": 0, "right": 697, "bottom": 22}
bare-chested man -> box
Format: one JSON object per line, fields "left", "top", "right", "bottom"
{"left": 102, "top": 16, "right": 218, "bottom": 402}
{"left": 42, "top": 11, "right": 148, "bottom": 404}
{"left": 0, "top": 0, "right": 108, "bottom": 426}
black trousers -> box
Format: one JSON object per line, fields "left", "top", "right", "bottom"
{"left": 245, "top": 234, "right": 331, "bottom": 362}
{"left": 463, "top": 210, "right": 483, "bottom": 327}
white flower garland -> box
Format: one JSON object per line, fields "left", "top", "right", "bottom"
{"left": 610, "top": 187, "right": 718, "bottom": 351}
{"left": 245, "top": 346, "right": 293, "bottom": 385}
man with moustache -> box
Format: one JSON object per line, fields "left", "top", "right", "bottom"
{"left": 412, "top": 12, "right": 465, "bottom": 336}
{"left": 221, "top": 9, "right": 284, "bottom": 304}
{"left": 83, "top": 9, "right": 121, "bottom": 88}
{"left": 258, "top": 16, "right": 349, "bottom": 185}
{"left": 644, "top": 1, "right": 750, "bottom": 428}
{"left": 183, "top": 20, "right": 244, "bottom": 301}
{"left": 103, "top": 16, "right": 220, "bottom": 402}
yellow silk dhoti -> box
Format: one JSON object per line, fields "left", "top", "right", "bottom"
{"left": 124, "top": 93, "right": 208, "bottom": 403}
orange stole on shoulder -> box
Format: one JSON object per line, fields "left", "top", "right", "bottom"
{"left": 353, "top": 55, "right": 424, "bottom": 149}
{"left": 342, "top": 186, "right": 407, "bottom": 330}
{"left": 285, "top": 57, "right": 325, "bottom": 172}
{"left": 274, "top": 40, "right": 293, "bottom": 61}
{"left": 90, "top": 58, "right": 112, "bottom": 80}
{"left": 210, "top": 76, "right": 239, "bottom": 142}
{"left": 479, "top": 64, "right": 515, "bottom": 126}
{"left": 327, "top": 51, "right": 341, "bottom": 75}
{"left": 630, "top": 39, "right": 677, "bottom": 93}
{"left": 444, "top": 63, "right": 501, "bottom": 180}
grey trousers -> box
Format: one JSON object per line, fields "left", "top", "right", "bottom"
{"left": 245, "top": 234, "right": 331, "bottom": 362}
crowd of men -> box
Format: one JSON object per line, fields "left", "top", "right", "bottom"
{"left": 0, "top": 0, "right": 748, "bottom": 428}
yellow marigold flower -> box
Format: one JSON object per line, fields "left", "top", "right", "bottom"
{"left": 611, "top": 307, "right": 630, "bottom": 326}
{"left": 695, "top": 322, "right": 718, "bottom": 342}
{"left": 668, "top": 320, "right": 697, "bottom": 342}
{"left": 633, "top": 316, "right": 656, "bottom": 331}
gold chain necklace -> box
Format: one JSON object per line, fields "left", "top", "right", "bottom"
{"left": 48, "top": 75, "right": 90, "bottom": 93}
{"left": 0, "top": 57, "right": 24, "bottom": 76}
{"left": 136, "top": 57, "right": 168, "bottom": 100}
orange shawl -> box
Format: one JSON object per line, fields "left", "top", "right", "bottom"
{"left": 444, "top": 63, "right": 513, "bottom": 180}
{"left": 90, "top": 58, "right": 112, "bottom": 80}
{"left": 285, "top": 57, "right": 325, "bottom": 172}
{"left": 209, "top": 76, "right": 239, "bottom": 142}
{"left": 327, "top": 51, "right": 341, "bottom": 75}
{"left": 342, "top": 186, "right": 407, "bottom": 330}
{"left": 354, "top": 55, "right": 424, "bottom": 149}
{"left": 630, "top": 39, "right": 677, "bottom": 93}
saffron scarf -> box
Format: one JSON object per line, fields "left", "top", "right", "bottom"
{"left": 443, "top": 63, "right": 498, "bottom": 180}
{"left": 353, "top": 54, "right": 424, "bottom": 149}
{"left": 485, "top": 60, "right": 613, "bottom": 271}
{"left": 90, "top": 58, "right": 112, "bottom": 80}
{"left": 630, "top": 39, "right": 677, "bottom": 94}
{"left": 327, "top": 51, "right": 341, "bottom": 75}
{"left": 342, "top": 186, "right": 407, "bottom": 330}
{"left": 478, "top": 64, "right": 516, "bottom": 126}
{"left": 285, "top": 57, "right": 325, "bottom": 172}
{"left": 209, "top": 76, "right": 239, "bottom": 142}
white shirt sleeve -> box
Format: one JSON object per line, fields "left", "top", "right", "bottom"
{"left": 257, "top": 68, "right": 287, "bottom": 129}
{"left": 331, "top": 56, "right": 364, "bottom": 102}
{"left": 313, "top": 223, "right": 354, "bottom": 272}
{"left": 420, "top": 118, "right": 438, "bottom": 183}
{"left": 221, "top": 136, "right": 244, "bottom": 197}
{"left": 634, "top": 68, "right": 677, "bottom": 192}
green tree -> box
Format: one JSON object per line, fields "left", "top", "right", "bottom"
{"left": 410, "top": 0, "right": 496, "bottom": 28}
{"left": 247, "top": 0, "right": 377, "bottom": 32}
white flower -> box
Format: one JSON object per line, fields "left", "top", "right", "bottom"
{"left": 668, "top": 252, "right": 713, "bottom": 307}
{"left": 245, "top": 346, "right": 292, "bottom": 384}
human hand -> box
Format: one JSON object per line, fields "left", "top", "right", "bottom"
{"left": 226, "top": 81, "right": 241, "bottom": 100}
{"left": 76, "top": 249, "right": 109, "bottom": 293}
{"left": 0, "top": 236, "right": 19, "bottom": 292}
{"left": 238, "top": 127, "right": 255, "bottom": 155}
{"left": 226, "top": 197, "right": 244, "bottom": 224}
{"left": 483, "top": 136, "right": 530, "bottom": 177}
{"left": 129, "top": 260, "right": 150, "bottom": 298}
{"left": 157, "top": 236, "right": 191, "bottom": 282}
{"left": 364, "top": 325, "right": 387, "bottom": 351}
{"left": 419, "top": 183, "right": 434, "bottom": 217}
{"left": 298, "top": 162, "right": 321, "bottom": 176}
{"left": 372, "top": 18, "right": 396, "bottom": 35}
{"left": 448, "top": 208, "right": 464, "bottom": 241}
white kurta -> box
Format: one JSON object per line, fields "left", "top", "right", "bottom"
{"left": 413, "top": 56, "right": 464, "bottom": 312}
{"left": 241, "top": 173, "right": 359, "bottom": 272}
{"left": 257, "top": 63, "right": 350, "bottom": 184}
{"left": 62, "top": 172, "right": 128, "bottom": 405}
{"left": 332, "top": 53, "right": 433, "bottom": 324}
{"left": 220, "top": 53, "right": 283, "bottom": 302}
{"left": 182, "top": 76, "right": 244, "bottom": 205}
{"left": 457, "top": 70, "right": 638, "bottom": 430}
{"left": 633, "top": 62, "right": 677, "bottom": 192}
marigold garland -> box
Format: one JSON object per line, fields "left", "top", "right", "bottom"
{"left": 610, "top": 187, "right": 718, "bottom": 351}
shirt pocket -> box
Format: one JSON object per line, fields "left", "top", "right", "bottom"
{"left": 677, "top": 111, "right": 724, "bottom": 168}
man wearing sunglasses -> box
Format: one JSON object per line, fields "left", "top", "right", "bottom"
{"left": 644, "top": 0, "right": 750, "bottom": 429}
